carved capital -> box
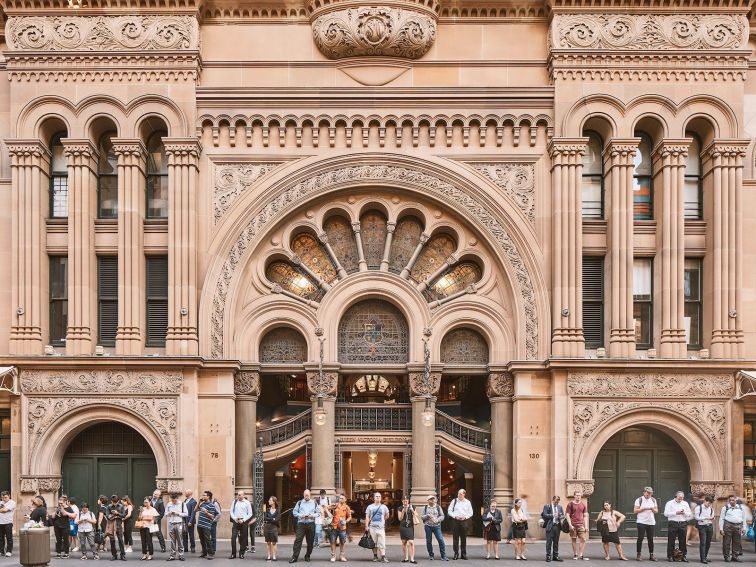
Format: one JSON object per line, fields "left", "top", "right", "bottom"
{"left": 386, "top": 221, "right": 397, "bottom": 234}
{"left": 351, "top": 221, "right": 361, "bottom": 234}
{"left": 306, "top": 371, "right": 338, "bottom": 396}
{"left": 6, "top": 139, "right": 49, "bottom": 160}
{"left": 62, "top": 139, "right": 98, "bottom": 161}
{"left": 703, "top": 139, "right": 749, "bottom": 160}
{"left": 409, "top": 371, "right": 441, "bottom": 396}
{"left": 234, "top": 371, "right": 261, "bottom": 397}
{"left": 163, "top": 138, "right": 202, "bottom": 160}
{"left": 566, "top": 479, "right": 594, "bottom": 497}
{"left": 487, "top": 372, "right": 514, "bottom": 399}
{"left": 548, "top": 138, "right": 589, "bottom": 159}
{"left": 112, "top": 139, "right": 147, "bottom": 158}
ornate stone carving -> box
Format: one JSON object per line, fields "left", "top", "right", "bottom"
{"left": 7, "top": 15, "right": 200, "bottom": 51}
{"left": 409, "top": 371, "right": 441, "bottom": 396}
{"left": 311, "top": 7, "right": 436, "bottom": 60}
{"left": 27, "top": 397, "right": 179, "bottom": 475}
{"left": 234, "top": 371, "right": 261, "bottom": 397}
{"left": 689, "top": 481, "right": 736, "bottom": 499}
{"left": 20, "top": 476, "right": 62, "bottom": 494}
{"left": 307, "top": 371, "right": 338, "bottom": 396}
{"left": 20, "top": 369, "right": 183, "bottom": 395}
{"left": 566, "top": 480, "right": 594, "bottom": 496}
{"left": 156, "top": 477, "right": 184, "bottom": 493}
{"left": 551, "top": 14, "right": 747, "bottom": 50}
{"left": 486, "top": 372, "right": 514, "bottom": 399}
{"left": 214, "top": 163, "right": 281, "bottom": 224}
{"left": 210, "top": 163, "right": 539, "bottom": 360}
{"left": 472, "top": 163, "right": 536, "bottom": 223}
{"left": 19, "top": 477, "right": 37, "bottom": 494}
{"left": 567, "top": 373, "right": 734, "bottom": 399}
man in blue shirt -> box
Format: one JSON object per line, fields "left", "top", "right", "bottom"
{"left": 365, "top": 492, "right": 390, "bottom": 563}
{"left": 197, "top": 491, "right": 219, "bottom": 560}
{"left": 290, "top": 490, "right": 319, "bottom": 563}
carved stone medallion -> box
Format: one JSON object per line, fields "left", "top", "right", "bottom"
{"left": 234, "top": 371, "right": 261, "bottom": 397}
{"left": 486, "top": 372, "right": 514, "bottom": 399}
{"left": 409, "top": 371, "right": 441, "bottom": 396}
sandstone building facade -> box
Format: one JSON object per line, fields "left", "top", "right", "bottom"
{"left": 0, "top": 0, "right": 754, "bottom": 536}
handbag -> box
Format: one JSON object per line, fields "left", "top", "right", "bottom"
{"left": 560, "top": 518, "right": 570, "bottom": 533}
{"left": 358, "top": 531, "right": 375, "bottom": 549}
{"left": 134, "top": 520, "right": 145, "bottom": 530}
{"left": 149, "top": 523, "right": 159, "bottom": 533}
{"left": 94, "top": 530, "right": 105, "bottom": 545}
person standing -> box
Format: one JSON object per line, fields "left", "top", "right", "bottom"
{"left": 483, "top": 500, "right": 503, "bottom": 560}
{"left": 694, "top": 496, "right": 714, "bottom": 563}
{"left": 541, "top": 495, "right": 564, "bottom": 563}
{"left": 197, "top": 491, "right": 219, "bottom": 560}
{"left": 365, "top": 492, "right": 390, "bottom": 563}
{"left": 595, "top": 501, "right": 627, "bottom": 560}
{"left": 97, "top": 496, "right": 109, "bottom": 554}
{"left": 421, "top": 495, "right": 448, "bottom": 561}
{"left": 51, "top": 496, "right": 76, "bottom": 558}
{"left": 165, "top": 492, "right": 187, "bottom": 562}
{"left": 229, "top": 491, "right": 253, "bottom": 559}
{"left": 122, "top": 496, "right": 135, "bottom": 553}
{"left": 0, "top": 491, "right": 16, "bottom": 557}
{"left": 264, "top": 496, "right": 280, "bottom": 561}
{"left": 77, "top": 502, "right": 99, "bottom": 560}
{"left": 719, "top": 495, "right": 747, "bottom": 563}
{"left": 315, "top": 489, "right": 332, "bottom": 548}
{"left": 29, "top": 496, "right": 47, "bottom": 525}
{"left": 664, "top": 491, "right": 693, "bottom": 562}
{"left": 448, "top": 489, "right": 473, "bottom": 560}
{"left": 210, "top": 496, "right": 221, "bottom": 555}
{"left": 106, "top": 494, "right": 127, "bottom": 561}
{"left": 634, "top": 487, "right": 658, "bottom": 562}
{"left": 330, "top": 493, "right": 352, "bottom": 563}
{"left": 566, "top": 491, "right": 589, "bottom": 561}
{"left": 247, "top": 494, "right": 258, "bottom": 554}
{"left": 510, "top": 499, "right": 528, "bottom": 560}
{"left": 289, "top": 489, "right": 318, "bottom": 563}
{"left": 69, "top": 497, "right": 80, "bottom": 553}
{"left": 398, "top": 495, "right": 417, "bottom": 564}
{"left": 182, "top": 490, "right": 197, "bottom": 554}
{"left": 150, "top": 490, "right": 166, "bottom": 553}
{"left": 138, "top": 497, "right": 159, "bottom": 561}
{"left": 687, "top": 494, "right": 704, "bottom": 546}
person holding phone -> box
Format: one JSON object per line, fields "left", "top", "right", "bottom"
{"left": 290, "top": 490, "right": 318, "bottom": 563}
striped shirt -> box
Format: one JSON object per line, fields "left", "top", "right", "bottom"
{"left": 197, "top": 501, "right": 218, "bottom": 530}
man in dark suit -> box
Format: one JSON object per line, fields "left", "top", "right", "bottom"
{"left": 542, "top": 496, "right": 565, "bottom": 562}
{"left": 182, "top": 489, "right": 198, "bottom": 553}
{"left": 151, "top": 489, "right": 167, "bottom": 553}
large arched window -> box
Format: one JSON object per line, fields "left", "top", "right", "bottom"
{"left": 684, "top": 135, "right": 702, "bottom": 220}
{"left": 259, "top": 327, "right": 308, "bottom": 364}
{"left": 337, "top": 299, "right": 409, "bottom": 364}
{"left": 146, "top": 131, "right": 168, "bottom": 218}
{"left": 582, "top": 131, "right": 604, "bottom": 219}
{"left": 97, "top": 131, "right": 118, "bottom": 219}
{"left": 633, "top": 133, "right": 653, "bottom": 220}
{"left": 50, "top": 133, "right": 68, "bottom": 218}
{"left": 440, "top": 328, "right": 489, "bottom": 365}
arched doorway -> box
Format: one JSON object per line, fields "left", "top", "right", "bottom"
{"left": 62, "top": 422, "right": 157, "bottom": 509}
{"left": 591, "top": 427, "right": 690, "bottom": 537}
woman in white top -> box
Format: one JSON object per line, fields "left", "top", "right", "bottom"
{"left": 510, "top": 499, "right": 528, "bottom": 560}
{"left": 137, "top": 498, "right": 160, "bottom": 561}
{"left": 694, "top": 496, "right": 714, "bottom": 563}
{"left": 76, "top": 503, "right": 99, "bottom": 560}
{"left": 595, "top": 502, "right": 627, "bottom": 560}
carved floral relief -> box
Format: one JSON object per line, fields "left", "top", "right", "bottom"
{"left": 214, "top": 163, "right": 281, "bottom": 224}
{"left": 472, "top": 163, "right": 535, "bottom": 223}
{"left": 20, "top": 369, "right": 183, "bottom": 395}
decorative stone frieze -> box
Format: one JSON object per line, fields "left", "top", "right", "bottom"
{"left": 689, "top": 481, "right": 736, "bottom": 499}
{"left": 567, "top": 373, "right": 735, "bottom": 398}
{"left": 20, "top": 369, "right": 183, "bottom": 395}
{"left": 19, "top": 475, "right": 61, "bottom": 494}
{"left": 471, "top": 163, "right": 535, "bottom": 223}
{"left": 306, "top": 371, "right": 339, "bottom": 396}
{"left": 486, "top": 372, "right": 514, "bottom": 399}
{"left": 214, "top": 163, "right": 282, "bottom": 224}
{"left": 409, "top": 371, "right": 441, "bottom": 396}
{"left": 6, "top": 15, "right": 200, "bottom": 51}
{"left": 156, "top": 477, "right": 185, "bottom": 493}
{"left": 234, "top": 371, "right": 261, "bottom": 397}
{"left": 565, "top": 479, "right": 594, "bottom": 496}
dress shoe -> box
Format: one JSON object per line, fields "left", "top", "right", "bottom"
{"left": 289, "top": 559, "right": 297, "bottom": 564}
{"left": 732, "top": 558, "right": 742, "bottom": 563}
{"left": 554, "top": 557, "right": 563, "bottom": 562}
{"left": 228, "top": 555, "right": 237, "bottom": 559}
{"left": 546, "top": 558, "right": 551, "bottom": 562}
{"left": 649, "top": 556, "right": 657, "bottom": 562}
{"left": 453, "top": 554, "right": 459, "bottom": 560}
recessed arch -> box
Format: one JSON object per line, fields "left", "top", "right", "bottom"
{"left": 337, "top": 297, "right": 410, "bottom": 365}
{"left": 259, "top": 326, "right": 308, "bottom": 364}
{"left": 440, "top": 327, "right": 489, "bottom": 365}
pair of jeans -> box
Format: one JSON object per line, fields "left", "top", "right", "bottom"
{"left": 291, "top": 522, "right": 315, "bottom": 560}
{"left": 182, "top": 520, "right": 195, "bottom": 552}
{"left": 315, "top": 523, "right": 323, "bottom": 545}
{"left": 231, "top": 521, "right": 249, "bottom": 556}
{"left": 722, "top": 521, "right": 742, "bottom": 559}
{"left": 667, "top": 521, "right": 687, "bottom": 558}
{"left": 54, "top": 525, "right": 70, "bottom": 554}
{"left": 198, "top": 527, "right": 213, "bottom": 557}
{"left": 636, "top": 523, "right": 655, "bottom": 555}
{"left": 155, "top": 518, "right": 166, "bottom": 551}
{"left": 546, "top": 525, "right": 560, "bottom": 558}
{"left": 0, "top": 523, "right": 13, "bottom": 554}
{"left": 697, "top": 525, "right": 713, "bottom": 560}
{"left": 109, "top": 527, "right": 125, "bottom": 558}
{"left": 139, "top": 528, "right": 154, "bottom": 556}
{"left": 168, "top": 523, "right": 185, "bottom": 559}
{"left": 424, "top": 525, "right": 447, "bottom": 559}
{"left": 452, "top": 518, "right": 468, "bottom": 557}
{"left": 78, "top": 531, "right": 96, "bottom": 558}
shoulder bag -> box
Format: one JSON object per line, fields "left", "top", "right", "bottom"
{"left": 358, "top": 531, "right": 376, "bottom": 549}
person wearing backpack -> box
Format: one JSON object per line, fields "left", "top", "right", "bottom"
{"left": 719, "top": 495, "right": 747, "bottom": 562}
{"left": 448, "top": 489, "right": 473, "bottom": 560}
{"left": 634, "top": 487, "right": 658, "bottom": 561}
{"left": 421, "top": 495, "right": 448, "bottom": 561}
{"left": 694, "top": 496, "right": 714, "bottom": 563}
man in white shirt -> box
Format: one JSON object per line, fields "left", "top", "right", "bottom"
{"left": 165, "top": 492, "right": 188, "bottom": 561}
{"left": 633, "top": 487, "right": 658, "bottom": 561}
{"left": 0, "top": 492, "right": 16, "bottom": 557}
{"left": 448, "top": 489, "right": 473, "bottom": 560}
{"left": 229, "top": 491, "right": 253, "bottom": 559}
{"left": 694, "top": 496, "right": 714, "bottom": 563}
{"left": 718, "top": 495, "right": 747, "bottom": 562}
{"left": 664, "top": 491, "right": 693, "bottom": 562}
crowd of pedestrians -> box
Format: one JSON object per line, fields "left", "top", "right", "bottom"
{"left": 0, "top": 486, "right": 751, "bottom": 563}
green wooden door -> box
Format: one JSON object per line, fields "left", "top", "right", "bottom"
{"left": 62, "top": 457, "right": 95, "bottom": 509}
{"left": 590, "top": 427, "right": 689, "bottom": 537}
{"left": 132, "top": 459, "right": 158, "bottom": 503}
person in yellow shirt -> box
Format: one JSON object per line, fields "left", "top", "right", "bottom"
{"left": 330, "top": 494, "right": 352, "bottom": 563}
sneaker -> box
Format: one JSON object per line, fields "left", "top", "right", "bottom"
{"left": 331, "top": 556, "right": 336, "bottom": 563}
{"left": 383, "top": 558, "right": 390, "bottom": 563}
{"left": 582, "top": 558, "right": 590, "bottom": 561}
{"left": 4, "top": 553, "right": 10, "bottom": 557}
{"left": 126, "top": 547, "right": 133, "bottom": 553}
{"left": 82, "top": 557, "right": 88, "bottom": 561}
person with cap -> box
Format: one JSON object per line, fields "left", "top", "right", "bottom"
{"left": 634, "top": 487, "right": 658, "bottom": 562}
{"left": 421, "top": 495, "right": 449, "bottom": 561}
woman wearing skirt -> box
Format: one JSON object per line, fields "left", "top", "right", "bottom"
{"left": 264, "top": 496, "right": 280, "bottom": 561}
{"left": 510, "top": 499, "right": 528, "bottom": 560}
{"left": 483, "top": 501, "right": 504, "bottom": 559}
{"left": 398, "top": 496, "right": 418, "bottom": 564}
{"left": 596, "top": 502, "right": 627, "bottom": 561}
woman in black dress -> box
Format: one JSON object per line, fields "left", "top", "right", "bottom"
{"left": 483, "top": 500, "right": 503, "bottom": 559}
{"left": 264, "top": 496, "right": 280, "bottom": 561}
{"left": 510, "top": 499, "right": 528, "bottom": 560}
{"left": 397, "top": 496, "right": 418, "bottom": 564}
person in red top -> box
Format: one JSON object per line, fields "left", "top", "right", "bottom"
{"left": 566, "top": 491, "right": 590, "bottom": 561}
{"left": 329, "top": 494, "right": 352, "bottom": 563}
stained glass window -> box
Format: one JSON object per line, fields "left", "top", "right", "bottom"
{"left": 360, "top": 211, "right": 387, "bottom": 269}
{"left": 338, "top": 300, "right": 409, "bottom": 364}
{"left": 389, "top": 216, "right": 423, "bottom": 274}
{"left": 440, "top": 328, "right": 489, "bottom": 365}
{"left": 410, "top": 233, "right": 456, "bottom": 285}
{"left": 265, "top": 261, "right": 323, "bottom": 302}
{"left": 425, "top": 261, "right": 482, "bottom": 301}
{"left": 260, "top": 327, "right": 308, "bottom": 363}
{"left": 291, "top": 232, "right": 338, "bottom": 284}
{"left": 324, "top": 215, "right": 359, "bottom": 274}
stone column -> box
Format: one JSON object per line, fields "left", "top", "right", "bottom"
{"left": 604, "top": 139, "right": 639, "bottom": 358}
{"left": 549, "top": 138, "right": 588, "bottom": 358}
{"left": 62, "top": 140, "right": 98, "bottom": 355}
{"left": 487, "top": 372, "right": 514, "bottom": 506}
{"left": 112, "top": 139, "right": 147, "bottom": 354}
{"left": 307, "top": 371, "right": 338, "bottom": 494}
{"left": 380, "top": 221, "right": 396, "bottom": 271}
{"left": 8, "top": 140, "right": 50, "bottom": 355}
{"left": 408, "top": 371, "right": 441, "bottom": 505}
{"left": 234, "top": 370, "right": 261, "bottom": 492}
{"left": 164, "top": 138, "right": 201, "bottom": 355}
{"left": 351, "top": 222, "right": 368, "bottom": 271}
{"left": 703, "top": 140, "right": 748, "bottom": 359}
{"left": 654, "top": 140, "right": 691, "bottom": 358}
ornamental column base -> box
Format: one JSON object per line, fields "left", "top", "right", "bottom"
{"left": 659, "top": 329, "right": 687, "bottom": 358}
{"left": 116, "top": 326, "right": 143, "bottom": 354}
{"left": 10, "top": 326, "right": 43, "bottom": 355}
{"left": 166, "top": 326, "right": 199, "bottom": 355}
{"left": 66, "top": 326, "right": 93, "bottom": 355}
{"left": 608, "top": 328, "right": 635, "bottom": 358}
{"left": 551, "top": 327, "right": 585, "bottom": 358}
{"left": 711, "top": 330, "right": 744, "bottom": 359}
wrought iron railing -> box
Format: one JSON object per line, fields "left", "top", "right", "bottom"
{"left": 258, "top": 409, "right": 311, "bottom": 446}
{"left": 335, "top": 404, "right": 412, "bottom": 430}
{"left": 434, "top": 410, "right": 489, "bottom": 448}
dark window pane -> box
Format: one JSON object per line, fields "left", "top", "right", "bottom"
{"left": 146, "top": 256, "right": 168, "bottom": 347}
{"left": 98, "top": 256, "right": 118, "bottom": 346}
{"left": 99, "top": 175, "right": 118, "bottom": 218}
{"left": 684, "top": 178, "right": 701, "bottom": 220}
{"left": 633, "top": 302, "right": 652, "bottom": 347}
{"left": 49, "top": 256, "right": 68, "bottom": 345}
{"left": 147, "top": 174, "right": 168, "bottom": 218}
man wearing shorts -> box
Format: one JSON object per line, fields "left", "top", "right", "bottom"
{"left": 566, "top": 491, "right": 589, "bottom": 561}
{"left": 365, "top": 493, "right": 390, "bottom": 563}
{"left": 330, "top": 494, "right": 351, "bottom": 562}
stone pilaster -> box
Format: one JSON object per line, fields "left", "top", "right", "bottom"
{"left": 487, "top": 372, "right": 514, "bottom": 506}
{"left": 164, "top": 138, "right": 201, "bottom": 355}
{"left": 654, "top": 140, "right": 691, "bottom": 358}
{"left": 62, "top": 140, "right": 98, "bottom": 355}
{"left": 234, "top": 370, "right": 261, "bottom": 491}
{"left": 8, "top": 140, "right": 50, "bottom": 355}
{"left": 112, "top": 140, "right": 147, "bottom": 354}
{"left": 307, "top": 371, "right": 338, "bottom": 494}
{"left": 604, "top": 139, "right": 639, "bottom": 358}
{"left": 408, "top": 371, "right": 441, "bottom": 507}
{"left": 703, "top": 140, "right": 748, "bottom": 359}
{"left": 549, "top": 138, "right": 588, "bottom": 357}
